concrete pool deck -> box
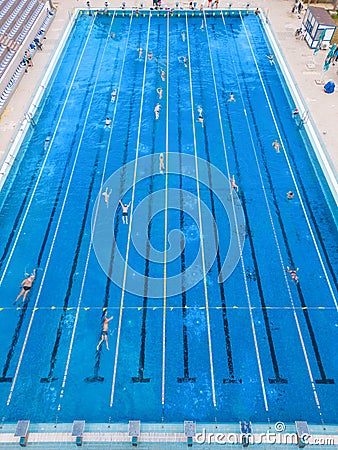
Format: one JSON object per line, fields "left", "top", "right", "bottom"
{"left": 0, "top": 0, "right": 337, "bottom": 193}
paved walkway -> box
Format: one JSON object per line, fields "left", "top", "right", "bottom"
{"left": 0, "top": 0, "right": 337, "bottom": 181}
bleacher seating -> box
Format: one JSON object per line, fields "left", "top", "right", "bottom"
{"left": 0, "top": 0, "right": 45, "bottom": 82}
{"left": 16, "top": 2, "right": 44, "bottom": 43}
{"left": 0, "top": 0, "right": 55, "bottom": 113}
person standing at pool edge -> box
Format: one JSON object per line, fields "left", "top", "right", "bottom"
{"left": 96, "top": 313, "right": 113, "bottom": 351}
{"left": 15, "top": 269, "right": 36, "bottom": 303}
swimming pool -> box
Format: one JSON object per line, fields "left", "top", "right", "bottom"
{"left": 0, "top": 8, "right": 337, "bottom": 428}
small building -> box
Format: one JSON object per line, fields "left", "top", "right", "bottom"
{"left": 302, "top": 6, "right": 336, "bottom": 49}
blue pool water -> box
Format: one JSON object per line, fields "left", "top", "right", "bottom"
{"left": 0, "top": 10, "right": 337, "bottom": 426}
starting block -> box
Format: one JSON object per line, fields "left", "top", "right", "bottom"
{"left": 72, "top": 420, "right": 85, "bottom": 446}
{"left": 295, "top": 421, "right": 309, "bottom": 448}
{"left": 240, "top": 421, "right": 252, "bottom": 447}
{"left": 14, "top": 420, "right": 30, "bottom": 447}
{"left": 128, "top": 420, "right": 140, "bottom": 447}
{"left": 184, "top": 421, "right": 196, "bottom": 447}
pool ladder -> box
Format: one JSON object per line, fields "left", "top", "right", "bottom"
{"left": 298, "top": 109, "right": 309, "bottom": 128}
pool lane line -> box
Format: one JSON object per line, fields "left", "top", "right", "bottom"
{"left": 0, "top": 117, "right": 88, "bottom": 384}
{"left": 0, "top": 14, "right": 97, "bottom": 289}
{"left": 195, "top": 17, "right": 241, "bottom": 385}
{"left": 39, "top": 13, "right": 120, "bottom": 386}
{"left": 132, "top": 22, "right": 163, "bottom": 385}
{"left": 5, "top": 13, "right": 103, "bottom": 407}
{"left": 203, "top": 12, "right": 268, "bottom": 410}
{"left": 185, "top": 12, "right": 216, "bottom": 409}
{"left": 236, "top": 18, "right": 334, "bottom": 386}
{"left": 59, "top": 13, "right": 144, "bottom": 407}
{"left": 229, "top": 16, "right": 326, "bottom": 421}
{"left": 176, "top": 63, "right": 195, "bottom": 384}
{"left": 161, "top": 10, "right": 170, "bottom": 408}
{"left": 232, "top": 71, "right": 334, "bottom": 386}
{"left": 209, "top": 19, "right": 286, "bottom": 385}
{"left": 110, "top": 12, "right": 152, "bottom": 408}
{"left": 0, "top": 22, "right": 88, "bottom": 274}
{"left": 86, "top": 14, "right": 138, "bottom": 384}
{"left": 253, "top": 36, "right": 338, "bottom": 296}
{"left": 239, "top": 13, "right": 338, "bottom": 313}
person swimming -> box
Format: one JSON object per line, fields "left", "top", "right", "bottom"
{"left": 111, "top": 89, "right": 117, "bottom": 102}
{"left": 119, "top": 200, "right": 131, "bottom": 224}
{"left": 44, "top": 135, "right": 51, "bottom": 151}
{"left": 231, "top": 175, "right": 238, "bottom": 191}
{"left": 14, "top": 269, "right": 37, "bottom": 303}
{"left": 154, "top": 103, "right": 161, "bottom": 120}
{"left": 272, "top": 140, "right": 280, "bottom": 153}
{"left": 159, "top": 153, "right": 164, "bottom": 174}
{"left": 157, "top": 87, "right": 163, "bottom": 100}
{"left": 102, "top": 187, "right": 112, "bottom": 207}
{"left": 286, "top": 266, "right": 299, "bottom": 283}
{"left": 197, "top": 105, "right": 204, "bottom": 127}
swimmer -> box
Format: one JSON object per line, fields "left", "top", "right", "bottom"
{"left": 161, "top": 69, "right": 165, "bottom": 82}
{"left": 102, "top": 187, "right": 112, "bottom": 207}
{"left": 110, "top": 32, "right": 116, "bottom": 39}
{"left": 200, "top": 19, "right": 204, "bottom": 30}
{"left": 105, "top": 117, "right": 111, "bottom": 128}
{"left": 286, "top": 266, "right": 299, "bottom": 283}
{"left": 292, "top": 108, "right": 299, "bottom": 117}
{"left": 111, "top": 89, "right": 117, "bottom": 102}
{"left": 157, "top": 87, "right": 163, "bottom": 100}
{"left": 15, "top": 269, "right": 36, "bottom": 303}
{"left": 197, "top": 105, "right": 204, "bottom": 127}
{"left": 181, "top": 31, "right": 186, "bottom": 42}
{"left": 154, "top": 103, "right": 161, "bottom": 120}
{"left": 119, "top": 200, "right": 131, "bottom": 224}
{"left": 231, "top": 175, "right": 238, "bottom": 191}
{"left": 266, "top": 54, "right": 274, "bottom": 65}
{"left": 228, "top": 92, "right": 236, "bottom": 102}
{"left": 159, "top": 153, "right": 165, "bottom": 174}
{"left": 272, "top": 140, "right": 280, "bottom": 153}
{"left": 287, "top": 191, "right": 294, "bottom": 200}
{"left": 44, "top": 135, "right": 51, "bottom": 151}
{"left": 96, "top": 313, "right": 114, "bottom": 350}
{"left": 178, "top": 56, "right": 188, "bottom": 67}
{"left": 138, "top": 48, "right": 143, "bottom": 59}
{"left": 148, "top": 51, "right": 153, "bottom": 60}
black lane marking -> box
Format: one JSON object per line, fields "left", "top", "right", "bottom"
{"left": 230, "top": 24, "right": 333, "bottom": 385}
{"left": 0, "top": 39, "right": 85, "bottom": 275}
{"left": 192, "top": 25, "right": 241, "bottom": 384}
{"left": 252, "top": 20, "right": 338, "bottom": 294}
{"left": 0, "top": 303, "right": 29, "bottom": 383}
{"left": 39, "top": 42, "right": 105, "bottom": 383}
{"left": 86, "top": 28, "right": 143, "bottom": 382}
{"left": 0, "top": 46, "right": 96, "bottom": 384}
{"left": 132, "top": 23, "right": 163, "bottom": 383}
{"left": 175, "top": 69, "right": 195, "bottom": 383}
{"left": 210, "top": 23, "right": 287, "bottom": 384}
{"left": 40, "top": 151, "right": 100, "bottom": 383}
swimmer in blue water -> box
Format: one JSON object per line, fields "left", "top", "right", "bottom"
{"left": 96, "top": 313, "right": 113, "bottom": 350}
{"left": 102, "top": 187, "right": 112, "bottom": 208}
{"left": 44, "top": 135, "right": 51, "bottom": 150}
{"left": 119, "top": 200, "right": 131, "bottom": 224}
{"left": 14, "top": 269, "right": 36, "bottom": 303}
